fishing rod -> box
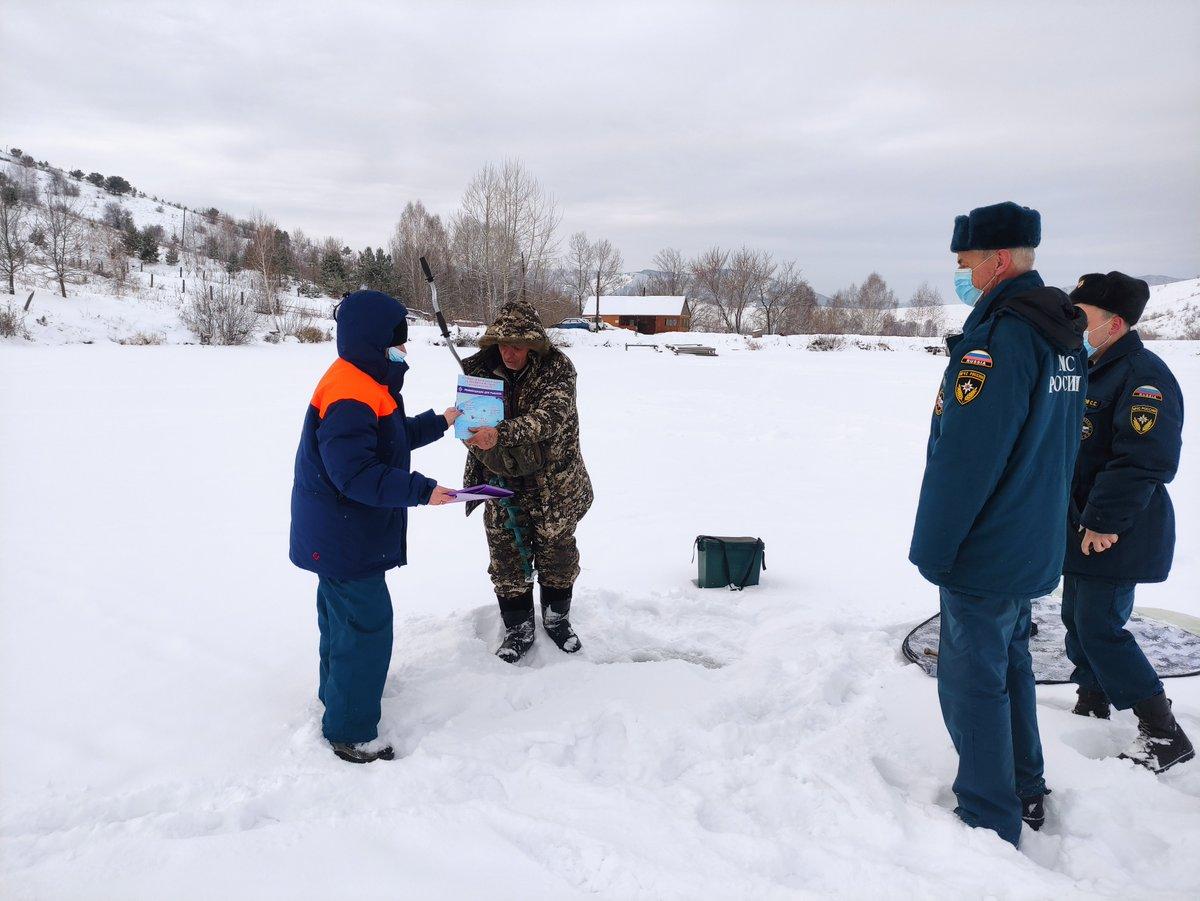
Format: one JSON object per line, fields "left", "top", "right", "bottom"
{"left": 419, "top": 256, "right": 464, "bottom": 372}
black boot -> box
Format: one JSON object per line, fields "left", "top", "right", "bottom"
{"left": 1072, "top": 687, "right": 1112, "bottom": 720}
{"left": 496, "top": 590, "right": 536, "bottom": 664}
{"left": 1119, "top": 693, "right": 1195, "bottom": 773}
{"left": 1020, "top": 788, "right": 1050, "bottom": 831}
{"left": 329, "top": 739, "right": 395, "bottom": 764}
{"left": 541, "top": 584, "right": 582, "bottom": 654}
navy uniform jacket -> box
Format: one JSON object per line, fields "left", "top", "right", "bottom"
{"left": 1063, "top": 330, "right": 1183, "bottom": 583}
{"left": 290, "top": 291, "right": 449, "bottom": 580}
{"left": 910, "top": 271, "right": 1087, "bottom": 599}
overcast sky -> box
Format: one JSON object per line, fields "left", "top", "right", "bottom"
{"left": 4, "top": 0, "right": 1198, "bottom": 297}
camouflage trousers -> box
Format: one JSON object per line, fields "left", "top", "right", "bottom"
{"left": 483, "top": 490, "right": 580, "bottom": 598}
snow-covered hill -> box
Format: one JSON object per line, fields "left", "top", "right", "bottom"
{"left": 1142, "top": 276, "right": 1200, "bottom": 340}
{"left": 1, "top": 151, "right": 195, "bottom": 240}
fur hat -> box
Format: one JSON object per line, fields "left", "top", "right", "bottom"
{"left": 951, "top": 202, "right": 1041, "bottom": 252}
{"left": 1069, "top": 272, "right": 1150, "bottom": 325}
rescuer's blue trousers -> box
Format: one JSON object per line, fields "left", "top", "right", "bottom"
{"left": 937, "top": 587, "right": 1046, "bottom": 847}
{"left": 317, "top": 574, "right": 393, "bottom": 743}
{"left": 1062, "top": 574, "right": 1163, "bottom": 710}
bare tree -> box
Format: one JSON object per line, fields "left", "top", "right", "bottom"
{"left": 246, "top": 212, "right": 283, "bottom": 316}
{"left": 103, "top": 225, "right": 131, "bottom": 296}
{"left": 390, "top": 200, "right": 450, "bottom": 312}
{"left": 0, "top": 185, "right": 30, "bottom": 294}
{"left": 721, "top": 246, "right": 772, "bottom": 335}
{"left": 759, "top": 259, "right": 818, "bottom": 335}
{"left": 455, "top": 159, "right": 561, "bottom": 321}
{"left": 590, "top": 238, "right": 623, "bottom": 325}
{"left": 851, "top": 272, "right": 898, "bottom": 336}
{"left": 688, "top": 246, "right": 730, "bottom": 332}
{"left": 565, "top": 231, "right": 595, "bottom": 315}
{"left": 909, "top": 281, "right": 946, "bottom": 337}
{"left": 39, "top": 197, "right": 86, "bottom": 297}
{"left": 646, "top": 247, "right": 691, "bottom": 296}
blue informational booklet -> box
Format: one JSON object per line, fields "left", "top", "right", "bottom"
{"left": 455, "top": 374, "right": 505, "bottom": 440}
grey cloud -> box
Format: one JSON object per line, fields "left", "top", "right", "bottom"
{"left": 2, "top": 0, "right": 1196, "bottom": 297}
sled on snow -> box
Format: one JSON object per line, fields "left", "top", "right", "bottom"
{"left": 902, "top": 596, "right": 1200, "bottom": 684}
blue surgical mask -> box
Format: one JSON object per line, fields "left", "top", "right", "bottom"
{"left": 954, "top": 268, "right": 982, "bottom": 306}
{"left": 953, "top": 253, "right": 998, "bottom": 306}
{"left": 387, "top": 347, "right": 407, "bottom": 364}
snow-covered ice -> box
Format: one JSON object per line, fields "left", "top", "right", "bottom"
{"left": 1, "top": 338, "right": 1198, "bottom": 899}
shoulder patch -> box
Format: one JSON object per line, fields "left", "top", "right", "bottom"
{"left": 955, "top": 370, "right": 986, "bottom": 405}
{"left": 960, "top": 349, "right": 993, "bottom": 368}
{"left": 1130, "top": 405, "right": 1158, "bottom": 435}
{"left": 311, "top": 358, "right": 398, "bottom": 420}
{"left": 1084, "top": 397, "right": 1101, "bottom": 409}
{"left": 1081, "top": 417, "right": 1093, "bottom": 441}
{"left": 934, "top": 386, "right": 944, "bottom": 416}
{"left": 1132, "top": 385, "right": 1162, "bottom": 401}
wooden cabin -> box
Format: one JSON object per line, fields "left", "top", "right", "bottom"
{"left": 583, "top": 295, "right": 690, "bottom": 335}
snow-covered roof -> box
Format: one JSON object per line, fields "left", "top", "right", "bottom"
{"left": 584, "top": 295, "right": 688, "bottom": 317}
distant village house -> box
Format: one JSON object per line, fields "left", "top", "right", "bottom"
{"left": 584, "top": 295, "right": 690, "bottom": 335}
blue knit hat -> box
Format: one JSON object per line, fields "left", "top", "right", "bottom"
{"left": 951, "top": 202, "right": 1041, "bottom": 252}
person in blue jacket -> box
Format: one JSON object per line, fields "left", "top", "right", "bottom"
{"left": 290, "top": 290, "right": 459, "bottom": 764}
{"left": 1062, "top": 272, "right": 1193, "bottom": 773}
{"left": 910, "top": 202, "right": 1087, "bottom": 846}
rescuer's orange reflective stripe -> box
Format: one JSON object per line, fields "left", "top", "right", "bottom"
{"left": 310, "top": 358, "right": 398, "bottom": 420}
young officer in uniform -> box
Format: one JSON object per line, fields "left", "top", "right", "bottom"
{"left": 1063, "top": 271, "right": 1193, "bottom": 773}
{"left": 910, "top": 201, "right": 1087, "bottom": 846}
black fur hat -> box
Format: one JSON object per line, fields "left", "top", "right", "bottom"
{"left": 1069, "top": 272, "right": 1150, "bottom": 325}
{"left": 951, "top": 202, "right": 1041, "bottom": 252}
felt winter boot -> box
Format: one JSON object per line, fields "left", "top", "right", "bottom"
{"left": 541, "top": 584, "right": 581, "bottom": 654}
{"left": 496, "top": 590, "right": 536, "bottom": 664}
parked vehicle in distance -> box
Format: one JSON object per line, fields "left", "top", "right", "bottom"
{"left": 550, "top": 317, "right": 595, "bottom": 331}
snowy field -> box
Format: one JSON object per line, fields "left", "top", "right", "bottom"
{"left": 1, "top": 338, "right": 1198, "bottom": 899}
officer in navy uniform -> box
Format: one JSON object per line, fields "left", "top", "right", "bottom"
{"left": 910, "top": 202, "right": 1087, "bottom": 846}
{"left": 1063, "top": 272, "right": 1193, "bottom": 773}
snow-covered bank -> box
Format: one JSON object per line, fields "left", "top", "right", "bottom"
{"left": 1, "top": 343, "right": 1198, "bottom": 899}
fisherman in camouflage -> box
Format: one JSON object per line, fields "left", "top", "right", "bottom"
{"left": 461, "top": 296, "right": 593, "bottom": 663}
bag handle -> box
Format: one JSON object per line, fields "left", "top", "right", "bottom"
{"left": 693, "top": 536, "right": 765, "bottom": 591}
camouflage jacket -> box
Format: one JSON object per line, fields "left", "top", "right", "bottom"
{"left": 461, "top": 299, "right": 593, "bottom": 524}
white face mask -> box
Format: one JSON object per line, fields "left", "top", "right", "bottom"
{"left": 1083, "top": 319, "right": 1115, "bottom": 358}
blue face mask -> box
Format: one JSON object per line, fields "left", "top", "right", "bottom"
{"left": 386, "top": 347, "right": 407, "bottom": 364}
{"left": 954, "top": 268, "right": 982, "bottom": 306}
{"left": 953, "top": 254, "right": 998, "bottom": 306}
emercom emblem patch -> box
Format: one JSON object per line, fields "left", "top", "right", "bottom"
{"left": 1131, "top": 405, "right": 1158, "bottom": 436}
{"left": 934, "top": 386, "right": 945, "bottom": 416}
{"left": 1081, "top": 417, "right": 1093, "bottom": 441}
{"left": 955, "top": 370, "right": 986, "bottom": 405}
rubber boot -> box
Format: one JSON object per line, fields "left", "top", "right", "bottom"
{"left": 1072, "top": 687, "right": 1112, "bottom": 720}
{"left": 1119, "top": 693, "right": 1195, "bottom": 773}
{"left": 329, "top": 739, "right": 395, "bottom": 764}
{"left": 1020, "top": 788, "right": 1050, "bottom": 831}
